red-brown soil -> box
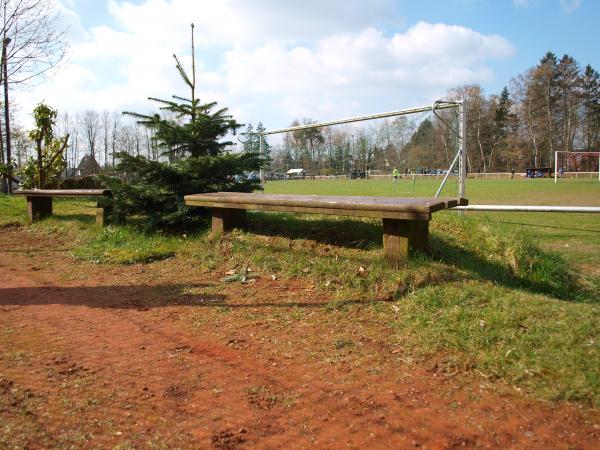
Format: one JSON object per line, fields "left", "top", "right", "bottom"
{"left": 0, "top": 227, "right": 598, "bottom": 449}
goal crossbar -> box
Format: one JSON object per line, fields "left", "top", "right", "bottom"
{"left": 259, "top": 101, "right": 460, "bottom": 136}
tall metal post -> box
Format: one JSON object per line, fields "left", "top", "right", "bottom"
{"left": 554, "top": 151, "right": 558, "bottom": 183}
{"left": 458, "top": 100, "right": 466, "bottom": 199}
{"left": 259, "top": 133, "right": 264, "bottom": 190}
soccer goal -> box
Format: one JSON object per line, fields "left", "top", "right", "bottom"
{"left": 554, "top": 151, "right": 600, "bottom": 183}
{"left": 249, "top": 100, "right": 466, "bottom": 199}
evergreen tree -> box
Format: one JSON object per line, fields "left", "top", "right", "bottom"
{"left": 102, "top": 24, "right": 263, "bottom": 230}
{"left": 581, "top": 65, "right": 600, "bottom": 150}
{"left": 123, "top": 27, "right": 239, "bottom": 158}
{"left": 242, "top": 122, "right": 271, "bottom": 158}
{"left": 555, "top": 54, "right": 581, "bottom": 152}
{"left": 489, "top": 86, "right": 514, "bottom": 170}
{"left": 405, "top": 118, "right": 434, "bottom": 171}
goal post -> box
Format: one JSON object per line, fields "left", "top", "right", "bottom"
{"left": 554, "top": 151, "right": 600, "bottom": 183}
{"left": 251, "top": 99, "right": 466, "bottom": 198}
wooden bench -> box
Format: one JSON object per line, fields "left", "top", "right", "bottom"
{"left": 14, "top": 189, "right": 112, "bottom": 226}
{"left": 185, "top": 192, "right": 467, "bottom": 267}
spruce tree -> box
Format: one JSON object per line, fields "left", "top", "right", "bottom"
{"left": 123, "top": 24, "right": 240, "bottom": 158}
{"left": 102, "top": 24, "right": 263, "bottom": 230}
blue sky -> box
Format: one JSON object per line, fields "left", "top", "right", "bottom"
{"left": 20, "top": 0, "right": 599, "bottom": 129}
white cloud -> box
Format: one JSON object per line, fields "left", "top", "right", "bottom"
{"left": 216, "top": 23, "right": 513, "bottom": 119}
{"left": 17, "top": 1, "right": 515, "bottom": 130}
{"left": 514, "top": 0, "right": 582, "bottom": 12}
{"left": 559, "top": 0, "right": 581, "bottom": 13}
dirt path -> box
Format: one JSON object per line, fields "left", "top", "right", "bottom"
{"left": 0, "top": 228, "right": 598, "bottom": 449}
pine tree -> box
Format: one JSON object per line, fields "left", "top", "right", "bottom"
{"left": 489, "top": 86, "right": 513, "bottom": 170}
{"left": 102, "top": 24, "right": 263, "bottom": 230}
{"left": 581, "top": 65, "right": 600, "bottom": 150}
{"left": 242, "top": 123, "right": 271, "bottom": 154}
{"left": 123, "top": 25, "right": 240, "bottom": 158}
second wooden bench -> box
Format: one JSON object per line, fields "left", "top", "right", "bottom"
{"left": 14, "top": 189, "right": 112, "bottom": 226}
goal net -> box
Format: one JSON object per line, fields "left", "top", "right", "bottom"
{"left": 554, "top": 151, "right": 600, "bottom": 182}
{"left": 250, "top": 101, "right": 465, "bottom": 199}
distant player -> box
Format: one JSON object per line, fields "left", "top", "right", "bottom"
{"left": 392, "top": 168, "right": 400, "bottom": 183}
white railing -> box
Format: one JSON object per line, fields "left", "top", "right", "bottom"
{"left": 455, "top": 205, "right": 600, "bottom": 213}
{"left": 272, "top": 171, "right": 599, "bottom": 181}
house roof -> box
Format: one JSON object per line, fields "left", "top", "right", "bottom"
{"left": 77, "top": 155, "right": 101, "bottom": 173}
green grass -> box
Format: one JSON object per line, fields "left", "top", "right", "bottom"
{"left": 265, "top": 177, "right": 600, "bottom": 205}
{"left": 0, "top": 194, "right": 27, "bottom": 227}
{"left": 72, "top": 226, "right": 181, "bottom": 264}
{"left": 1, "top": 182, "right": 599, "bottom": 407}
{"left": 265, "top": 177, "right": 600, "bottom": 270}
{"left": 0, "top": 196, "right": 99, "bottom": 228}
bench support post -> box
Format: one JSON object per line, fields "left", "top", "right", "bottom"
{"left": 211, "top": 208, "right": 247, "bottom": 237}
{"left": 96, "top": 202, "right": 111, "bottom": 227}
{"left": 382, "top": 219, "right": 429, "bottom": 268}
{"left": 26, "top": 196, "right": 53, "bottom": 222}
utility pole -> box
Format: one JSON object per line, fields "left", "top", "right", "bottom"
{"left": 2, "top": 37, "right": 11, "bottom": 193}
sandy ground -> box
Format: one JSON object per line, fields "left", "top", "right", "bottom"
{"left": 0, "top": 227, "right": 598, "bottom": 449}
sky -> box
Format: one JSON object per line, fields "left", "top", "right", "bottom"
{"left": 15, "top": 0, "right": 600, "bottom": 131}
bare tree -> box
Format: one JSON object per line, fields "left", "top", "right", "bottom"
{"left": 80, "top": 110, "right": 100, "bottom": 163}
{"left": 101, "top": 110, "right": 110, "bottom": 167}
{"left": 110, "top": 111, "right": 121, "bottom": 167}
{"left": 1, "top": 0, "right": 68, "bottom": 192}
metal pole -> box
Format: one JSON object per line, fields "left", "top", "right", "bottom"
{"left": 259, "top": 133, "right": 264, "bottom": 190}
{"left": 458, "top": 100, "right": 466, "bottom": 199}
{"left": 261, "top": 103, "right": 459, "bottom": 135}
{"left": 554, "top": 151, "right": 558, "bottom": 183}
{"left": 454, "top": 204, "right": 600, "bottom": 213}
{"left": 435, "top": 150, "right": 460, "bottom": 197}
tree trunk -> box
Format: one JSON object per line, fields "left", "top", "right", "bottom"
{"left": 526, "top": 102, "right": 539, "bottom": 167}
{"left": 2, "top": 37, "right": 12, "bottom": 193}
{"left": 36, "top": 139, "right": 44, "bottom": 188}
{"left": 476, "top": 114, "right": 487, "bottom": 173}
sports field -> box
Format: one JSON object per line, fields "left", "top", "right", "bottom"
{"left": 265, "top": 177, "right": 600, "bottom": 269}
{"left": 264, "top": 177, "right": 600, "bottom": 205}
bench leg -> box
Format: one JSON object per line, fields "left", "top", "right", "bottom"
{"left": 26, "top": 196, "right": 52, "bottom": 222}
{"left": 96, "top": 202, "right": 111, "bottom": 227}
{"left": 211, "top": 208, "right": 247, "bottom": 237}
{"left": 382, "top": 219, "right": 429, "bottom": 268}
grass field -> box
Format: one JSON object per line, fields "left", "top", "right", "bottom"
{"left": 265, "top": 177, "right": 600, "bottom": 270}
{"left": 1, "top": 178, "right": 599, "bottom": 407}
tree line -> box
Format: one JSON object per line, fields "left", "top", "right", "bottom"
{"left": 260, "top": 51, "right": 600, "bottom": 175}
{"left": 2, "top": 35, "right": 600, "bottom": 186}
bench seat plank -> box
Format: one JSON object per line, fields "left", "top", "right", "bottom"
{"left": 185, "top": 193, "right": 463, "bottom": 219}
{"left": 185, "top": 192, "right": 467, "bottom": 268}
{"left": 15, "top": 189, "right": 110, "bottom": 197}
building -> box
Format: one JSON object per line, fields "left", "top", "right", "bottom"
{"left": 76, "top": 155, "right": 101, "bottom": 177}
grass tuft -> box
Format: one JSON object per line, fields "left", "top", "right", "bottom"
{"left": 73, "top": 226, "right": 180, "bottom": 264}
